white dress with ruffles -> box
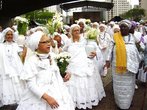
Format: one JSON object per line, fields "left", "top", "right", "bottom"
{"left": 64, "top": 39, "right": 105, "bottom": 109}
{"left": 16, "top": 53, "right": 75, "bottom": 110}
{"left": 0, "top": 42, "right": 24, "bottom": 106}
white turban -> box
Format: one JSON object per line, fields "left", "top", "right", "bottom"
{"left": 0, "top": 27, "right": 17, "bottom": 43}
{"left": 99, "top": 24, "right": 107, "bottom": 29}
{"left": 113, "top": 24, "right": 120, "bottom": 31}
{"left": 119, "top": 19, "right": 132, "bottom": 29}
{"left": 27, "top": 31, "right": 44, "bottom": 51}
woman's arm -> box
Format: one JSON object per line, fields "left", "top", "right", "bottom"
{"left": 26, "top": 76, "right": 59, "bottom": 109}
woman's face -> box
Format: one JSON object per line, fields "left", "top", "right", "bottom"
{"left": 120, "top": 24, "right": 129, "bottom": 36}
{"left": 54, "top": 35, "right": 62, "bottom": 48}
{"left": 72, "top": 26, "right": 80, "bottom": 38}
{"left": 37, "top": 35, "right": 51, "bottom": 54}
{"left": 78, "top": 22, "right": 84, "bottom": 31}
{"left": 5, "top": 30, "right": 13, "bottom": 42}
{"left": 99, "top": 26, "right": 105, "bottom": 32}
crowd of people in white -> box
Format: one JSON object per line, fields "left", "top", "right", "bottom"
{"left": 0, "top": 17, "right": 147, "bottom": 110}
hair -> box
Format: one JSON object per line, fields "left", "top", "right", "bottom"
{"left": 70, "top": 24, "right": 80, "bottom": 42}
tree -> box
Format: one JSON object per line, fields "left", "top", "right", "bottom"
{"left": 23, "top": 9, "right": 55, "bottom": 24}
{"left": 120, "top": 8, "right": 145, "bottom": 22}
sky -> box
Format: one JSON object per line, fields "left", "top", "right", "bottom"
{"left": 129, "top": 0, "right": 139, "bottom": 6}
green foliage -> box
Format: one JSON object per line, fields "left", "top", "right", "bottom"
{"left": 87, "top": 28, "right": 99, "bottom": 40}
{"left": 55, "top": 52, "right": 71, "bottom": 78}
{"left": 23, "top": 9, "right": 54, "bottom": 24}
{"left": 17, "top": 22, "right": 28, "bottom": 35}
{"left": 47, "top": 18, "right": 55, "bottom": 35}
{"left": 120, "top": 8, "right": 145, "bottom": 21}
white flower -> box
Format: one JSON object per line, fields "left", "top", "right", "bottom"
{"left": 14, "top": 16, "right": 29, "bottom": 24}
{"left": 59, "top": 58, "right": 64, "bottom": 63}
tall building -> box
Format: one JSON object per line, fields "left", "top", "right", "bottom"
{"left": 106, "top": 0, "right": 132, "bottom": 21}
{"left": 140, "top": 0, "right": 147, "bottom": 19}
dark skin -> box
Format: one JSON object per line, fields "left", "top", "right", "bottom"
{"left": 120, "top": 24, "right": 130, "bottom": 36}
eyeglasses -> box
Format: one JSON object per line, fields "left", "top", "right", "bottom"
{"left": 6, "top": 34, "right": 13, "bottom": 36}
{"left": 39, "top": 40, "right": 51, "bottom": 44}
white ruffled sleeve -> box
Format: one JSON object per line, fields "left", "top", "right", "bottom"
{"left": 20, "top": 56, "right": 45, "bottom": 99}
{"left": 26, "top": 76, "right": 45, "bottom": 99}
{"left": 20, "top": 57, "right": 38, "bottom": 80}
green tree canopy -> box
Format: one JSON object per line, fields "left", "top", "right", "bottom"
{"left": 23, "top": 9, "right": 55, "bottom": 24}
{"left": 120, "top": 8, "right": 145, "bottom": 22}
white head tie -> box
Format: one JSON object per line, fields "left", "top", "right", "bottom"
{"left": 0, "top": 27, "right": 17, "bottom": 43}
{"left": 27, "top": 31, "right": 44, "bottom": 51}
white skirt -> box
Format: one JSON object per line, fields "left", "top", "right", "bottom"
{"left": 0, "top": 75, "right": 24, "bottom": 106}
{"left": 112, "top": 69, "right": 136, "bottom": 109}
{"left": 65, "top": 59, "right": 106, "bottom": 109}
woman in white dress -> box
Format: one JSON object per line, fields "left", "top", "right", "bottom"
{"left": 97, "top": 24, "right": 112, "bottom": 76}
{"left": 105, "top": 20, "right": 140, "bottom": 110}
{"left": 16, "top": 31, "right": 75, "bottom": 110}
{"left": 63, "top": 24, "right": 105, "bottom": 109}
{"left": 0, "top": 27, "right": 24, "bottom": 107}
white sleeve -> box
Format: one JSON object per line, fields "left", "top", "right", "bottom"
{"left": 26, "top": 77, "right": 45, "bottom": 99}
{"left": 106, "top": 40, "right": 114, "bottom": 61}
{"left": 62, "top": 39, "right": 71, "bottom": 51}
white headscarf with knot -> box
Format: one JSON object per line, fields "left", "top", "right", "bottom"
{"left": 119, "top": 19, "right": 132, "bottom": 29}
{"left": 0, "top": 27, "right": 17, "bottom": 43}
{"left": 27, "top": 31, "right": 44, "bottom": 51}
{"left": 99, "top": 23, "right": 107, "bottom": 29}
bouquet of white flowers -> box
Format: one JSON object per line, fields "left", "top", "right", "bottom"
{"left": 55, "top": 52, "right": 71, "bottom": 78}
{"left": 14, "top": 16, "right": 29, "bottom": 35}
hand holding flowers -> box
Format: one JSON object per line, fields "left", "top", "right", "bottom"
{"left": 55, "top": 52, "right": 71, "bottom": 79}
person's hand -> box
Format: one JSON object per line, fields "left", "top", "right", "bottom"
{"left": 104, "top": 61, "right": 110, "bottom": 69}
{"left": 50, "top": 38, "right": 55, "bottom": 48}
{"left": 63, "top": 72, "right": 71, "bottom": 82}
{"left": 42, "top": 93, "right": 59, "bottom": 109}
{"left": 89, "top": 51, "right": 96, "bottom": 58}
{"left": 102, "top": 47, "right": 106, "bottom": 51}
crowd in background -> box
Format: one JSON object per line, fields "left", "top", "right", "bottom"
{"left": 0, "top": 17, "right": 147, "bottom": 110}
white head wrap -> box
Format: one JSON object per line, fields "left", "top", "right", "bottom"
{"left": 27, "top": 31, "right": 44, "bottom": 51}
{"left": 99, "top": 24, "right": 107, "bottom": 29}
{"left": 113, "top": 24, "right": 120, "bottom": 31}
{"left": 64, "top": 25, "right": 70, "bottom": 30}
{"left": 0, "top": 27, "right": 17, "bottom": 43}
{"left": 92, "top": 22, "right": 99, "bottom": 28}
{"left": 119, "top": 19, "right": 132, "bottom": 29}
{"left": 109, "top": 21, "right": 115, "bottom": 25}
{"left": 77, "top": 18, "right": 86, "bottom": 27}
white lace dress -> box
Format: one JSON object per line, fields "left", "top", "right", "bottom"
{"left": 16, "top": 53, "right": 75, "bottom": 110}
{"left": 64, "top": 39, "right": 105, "bottom": 109}
{"left": 0, "top": 42, "right": 24, "bottom": 106}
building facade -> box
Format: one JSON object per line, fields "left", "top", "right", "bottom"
{"left": 140, "top": 0, "right": 147, "bottom": 19}
{"left": 106, "top": 0, "right": 132, "bottom": 21}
